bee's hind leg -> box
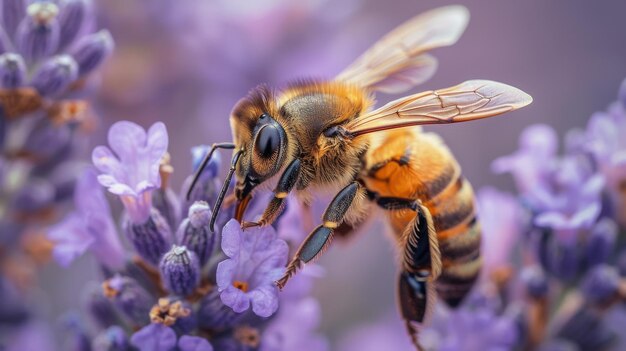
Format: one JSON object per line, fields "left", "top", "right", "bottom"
{"left": 276, "top": 181, "right": 364, "bottom": 289}
{"left": 241, "top": 159, "right": 301, "bottom": 229}
{"left": 398, "top": 271, "right": 435, "bottom": 351}
{"left": 373, "top": 195, "right": 440, "bottom": 351}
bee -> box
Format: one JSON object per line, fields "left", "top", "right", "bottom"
{"left": 188, "top": 5, "right": 531, "bottom": 349}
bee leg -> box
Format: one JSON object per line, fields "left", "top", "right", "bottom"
{"left": 397, "top": 202, "right": 441, "bottom": 351}
{"left": 241, "top": 159, "right": 301, "bottom": 229}
{"left": 398, "top": 271, "right": 435, "bottom": 351}
{"left": 276, "top": 181, "right": 362, "bottom": 289}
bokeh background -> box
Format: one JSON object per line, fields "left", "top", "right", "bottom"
{"left": 38, "top": 0, "right": 626, "bottom": 347}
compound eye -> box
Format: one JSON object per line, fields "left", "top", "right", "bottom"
{"left": 254, "top": 124, "right": 281, "bottom": 159}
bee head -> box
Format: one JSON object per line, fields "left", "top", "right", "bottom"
{"left": 230, "top": 85, "right": 289, "bottom": 201}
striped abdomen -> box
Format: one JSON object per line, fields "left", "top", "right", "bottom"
{"left": 363, "top": 129, "right": 482, "bottom": 308}
{"left": 424, "top": 173, "right": 481, "bottom": 307}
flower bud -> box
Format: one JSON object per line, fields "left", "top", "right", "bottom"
{"left": 102, "top": 275, "right": 152, "bottom": 326}
{"left": 586, "top": 218, "right": 617, "bottom": 267}
{"left": 191, "top": 145, "right": 221, "bottom": 178}
{"left": 12, "top": 177, "right": 55, "bottom": 213}
{"left": 58, "top": 0, "right": 92, "bottom": 50}
{"left": 16, "top": 2, "right": 60, "bottom": 62}
{"left": 22, "top": 115, "right": 73, "bottom": 159}
{"left": 520, "top": 265, "right": 549, "bottom": 299}
{"left": 123, "top": 208, "right": 173, "bottom": 266}
{"left": 31, "top": 55, "right": 78, "bottom": 96}
{"left": 197, "top": 290, "right": 243, "bottom": 330}
{"left": 159, "top": 245, "right": 200, "bottom": 296}
{"left": 0, "top": 53, "right": 26, "bottom": 88}
{"left": 71, "top": 29, "right": 113, "bottom": 76}
{"left": 581, "top": 265, "right": 620, "bottom": 306}
{"left": 2, "top": 0, "right": 26, "bottom": 39}
{"left": 92, "top": 326, "right": 129, "bottom": 351}
{"left": 176, "top": 201, "right": 215, "bottom": 267}
{"left": 557, "top": 307, "right": 615, "bottom": 350}
{"left": 83, "top": 283, "right": 118, "bottom": 329}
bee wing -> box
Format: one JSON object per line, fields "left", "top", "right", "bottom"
{"left": 336, "top": 5, "right": 469, "bottom": 94}
{"left": 345, "top": 80, "right": 532, "bottom": 136}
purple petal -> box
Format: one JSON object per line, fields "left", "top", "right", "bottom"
{"left": 249, "top": 284, "right": 279, "bottom": 317}
{"left": 216, "top": 259, "right": 237, "bottom": 290}
{"left": 97, "top": 175, "right": 136, "bottom": 196}
{"left": 147, "top": 122, "right": 169, "bottom": 163}
{"left": 48, "top": 214, "right": 94, "bottom": 267}
{"left": 130, "top": 324, "right": 177, "bottom": 351}
{"left": 92, "top": 146, "right": 123, "bottom": 181}
{"left": 178, "top": 336, "right": 213, "bottom": 351}
{"left": 107, "top": 121, "right": 148, "bottom": 161}
{"left": 569, "top": 203, "right": 601, "bottom": 229}
{"left": 221, "top": 220, "right": 241, "bottom": 257}
{"left": 535, "top": 212, "right": 569, "bottom": 229}
{"left": 220, "top": 286, "right": 250, "bottom": 313}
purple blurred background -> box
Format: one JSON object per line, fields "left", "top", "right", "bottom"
{"left": 39, "top": 0, "right": 626, "bottom": 347}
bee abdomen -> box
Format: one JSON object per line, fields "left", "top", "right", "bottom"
{"left": 427, "top": 176, "right": 482, "bottom": 307}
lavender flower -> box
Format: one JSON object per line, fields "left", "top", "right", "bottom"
{"left": 130, "top": 324, "right": 214, "bottom": 351}
{"left": 130, "top": 323, "right": 177, "bottom": 351}
{"left": 31, "top": 54, "right": 78, "bottom": 97}
{"left": 103, "top": 275, "right": 153, "bottom": 326}
{"left": 0, "top": 1, "right": 113, "bottom": 347}
{"left": 216, "top": 219, "right": 288, "bottom": 317}
{"left": 46, "top": 121, "right": 325, "bottom": 350}
{"left": 71, "top": 29, "right": 114, "bottom": 76}
{"left": 177, "top": 201, "right": 216, "bottom": 267}
{"left": 48, "top": 168, "right": 125, "bottom": 269}
{"left": 92, "top": 121, "right": 168, "bottom": 224}
{"left": 159, "top": 245, "right": 200, "bottom": 296}
{"left": 123, "top": 208, "right": 173, "bottom": 266}
{"left": 0, "top": 53, "right": 26, "bottom": 88}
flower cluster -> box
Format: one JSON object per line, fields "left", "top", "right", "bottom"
{"left": 339, "top": 79, "right": 626, "bottom": 351}
{"left": 48, "top": 121, "right": 327, "bottom": 350}
{"left": 0, "top": 0, "right": 113, "bottom": 346}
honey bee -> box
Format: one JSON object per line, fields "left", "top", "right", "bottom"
{"left": 188, "top": 5, "right": 531, "bottom": 349}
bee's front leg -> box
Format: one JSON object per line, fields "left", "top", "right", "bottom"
{"left": 276, "top": 181, "right": 363, "bottom": 290}
{"left": 241, "top": 158, "right": 301, "bottom": 229}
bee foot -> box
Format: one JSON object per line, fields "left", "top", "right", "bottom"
{"left": 241, "top": 221, "right": 261, "bottom": 230}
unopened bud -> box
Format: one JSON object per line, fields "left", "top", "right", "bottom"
{"left": 71, "top": 29, "right": 113, "bottom": 76}
{"left": 31, "top": 55, "right": 78, "bottom": 96}
{"left": 159, "top": 245, "right": 200, "bottom": 296}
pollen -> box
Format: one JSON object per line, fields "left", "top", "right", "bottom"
{"left": 150, "top": 298, "right": 191, "bottom": 326}
{"left": 233, "top": 280, "right": 249, "bottom": 292}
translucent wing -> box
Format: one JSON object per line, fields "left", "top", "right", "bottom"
{"left": 336, "top": 5, "right": 469, "bottom": 94}
{"left": 345, "top": 80, "right": 532, "bottom": 136}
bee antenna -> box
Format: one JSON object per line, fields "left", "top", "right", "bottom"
{"left": 209, "top": 149, "right": 243, "bottom": 232}
{"left": 186, "top": 142, "right": 236, "bottom": 200}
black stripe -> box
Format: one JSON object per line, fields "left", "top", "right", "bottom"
{"left": 423, "top": 162, "right": 457, "bottom": 198}
{"left": 437, "top": 258, "right": 481, "bottom": 286}
{"left": 436, "top": 280, "right": 477, "bottom": 308}
{"left": 438, "top": 220, "right": 481, "bottom": 261}
{"left": 433, "top": 196, "right": 474, "bottom": 231}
